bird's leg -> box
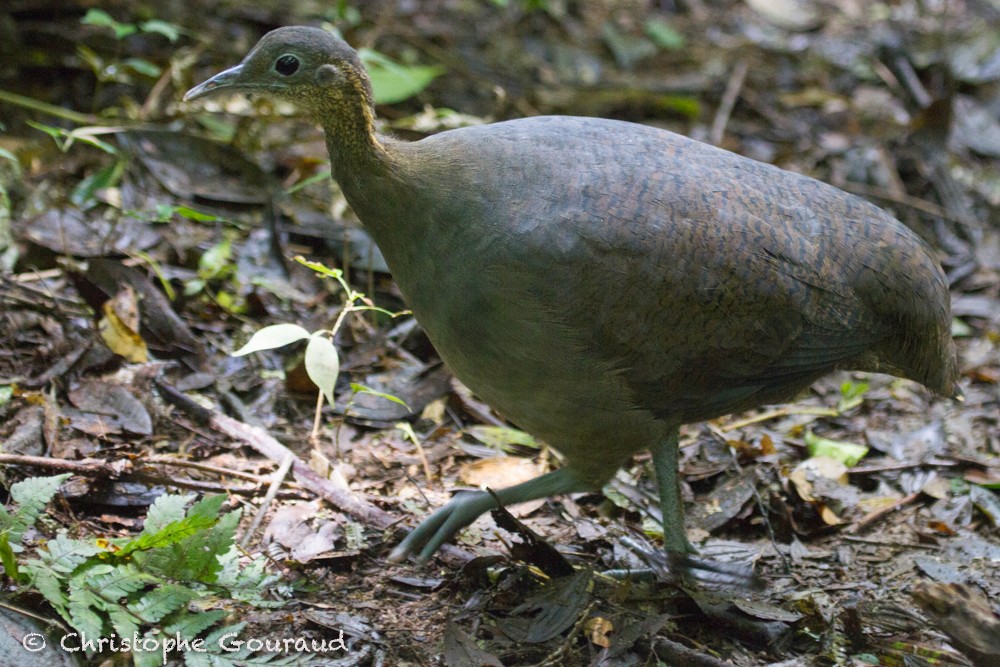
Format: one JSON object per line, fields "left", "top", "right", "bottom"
{"left": 388, "top": 467, "right": 590, "bottom": 564}
{"left": 652, "top": 428, "right": 695, "bottom": 554}
{"left": 648, "top": 429, "right": 765, "bottom": 589}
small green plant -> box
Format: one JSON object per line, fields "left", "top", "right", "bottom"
{"left": 233, "top": 257, "right": 406, "bottom": 435}
{"left": 80, "top": 9, "right": 181, "bottom": 84}
{"left": 1, "top": 475, "right": 298, "bottom": 666}
{"left": 803, "top": 430, "right": 869, "bottom": 466}
{"left": 837, "top": 380, "right": 869, "bottom": 413}
{"left": 182, "top": 235, "right": 247, "bottom": 314}
{"left": 644, "top": 18, "right": 686, "bottom": 51}
{"left": 24, "top": 120, "right": 126, "bottom": 207}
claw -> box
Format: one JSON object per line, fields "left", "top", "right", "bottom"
{"left": 388, "top": 490, "right": 496, "bottom": 563}
{"left": 388, "top": 468, "right": 589, "bottom": 563}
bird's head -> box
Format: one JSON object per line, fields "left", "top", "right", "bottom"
{"left": 184, "top": 26, "right": 375, "bottom": 118}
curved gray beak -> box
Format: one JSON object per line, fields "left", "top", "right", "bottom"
{"left": 184, "top": 64, "right": 245, "bottom": 102}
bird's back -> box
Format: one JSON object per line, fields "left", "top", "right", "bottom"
{"left": 350, "top": 116, "right": 957, "bottom": 472}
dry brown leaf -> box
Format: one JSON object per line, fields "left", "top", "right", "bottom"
{"left": 98, "top": 286, "right": 149, "bottom": 363}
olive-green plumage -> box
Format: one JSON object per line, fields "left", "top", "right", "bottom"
{"left": 187, "top": 27, "right": 960, "bottom": 564}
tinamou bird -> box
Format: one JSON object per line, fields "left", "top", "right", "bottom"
{"left": 186, "top": 27, "right": 960, "bottom": 567}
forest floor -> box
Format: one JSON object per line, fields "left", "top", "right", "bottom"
{"left": 0, "top": 1, "right": 998, "bottom": 666}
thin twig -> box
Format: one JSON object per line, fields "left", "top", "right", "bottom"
{"left": 156, "top": 380, "right": 476, "bottom": 566}
{"left": 710, "top": 58, "right": 749, "bottom": 146}
{"left": 651, "top": 637, "right": 731, "bottom": 667}
{"left": 397, "top": 422, "right": 433, "bottom": 483}
{"left": 125, "top": 471, "right": 266, "bottom": 496}
{"left": 0, "top": 454, "right": 125, "bottom": 475}
{"left": 841, "top": 534, "right": 939, "bottom": 551}
{"left": 143, "top": 455, "right": 274, "bottom": 483}
{"left": 0, "top": 453, "right": 279, "bottom": 497}
{"left": 156, "top": 378, "right": 396, "bottom": 529}
{"left": 240, "top": 454, "right": 296, "bottom": 550}
{"left": 720, "top": 406, "right": 838, "bottom": 432}
{"left": 850, "top": 492, "right": 921, "bottom": 533}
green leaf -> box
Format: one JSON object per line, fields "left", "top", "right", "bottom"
{"left": 350, "top": 383, "right": 410, "bottom": 410}
{"left": 285, "top": 168, "right": 331, "bottom": 195}
{"left": 6, "top": 474, "right": 72, "bottom": 545}
{"left": 89, "top": 562, "right": 156, "bottom": 599}
{"left": 68, "top": 583, "right": 107, "bottom": 637}
{"left": 344, "top": 521, "right": 367, "bottom": 550}
{"left": 293, "top": 255, "right": 342, "bottom": 279}
{"left": 36, "top": 533, "right": 103, "bottom": 573}
{"left": 183, "top": 278, "right": 204, "bottom": 297}
{"left": 602, "top": 23, "right": 657, "bottom": 69}
{"left": 215, "top": 548, "right": 271, "bottom": 590}
{"left": 837, "top": 380, "right": 869, "bottom": 413}
{"left": 139, "top": 20, "right": 181, "bottom": 43}
{"left": 128, "top": 584, "right": 197, "bottom": 623}
{"left": 71, "top": 158, "right": 125, "bottom": 207}
{"left": 25, "top": 120, "right": 67, "bottom": 149}
{"left": 144, "top": 494, "right": 196, "bottom": 533}
{"left": 202, "top": 622, "right": 249, "bottom": 657}
{"left": 25, "top": 120, "right": 119, "bottom": 154}
{"left": 0, "top": 533, "right": 19, "bottom": 579}
{"left": 112, "top": 24, "right": 137, "bottom": 40}
{"left": 232, "top": 323, "right": 311, "bottom": 356}
{"left": 107, "top": 606, "right": 141, "bottom": 639}
{"left": 117, "top": 514, "right": 218, "bottom": 557}
{"left": 951, "top": 317, "right": 974, "bottom": 338}
{"left": 188, "top": 494, "right": 227, "bottom": 521}
{"left": 0, "top": 384, "right": 13, "bottom": 407}
{"left": 198, "top": 237, "right": 232, "bottom": 279}
{"left": 359, "top": 49, "right": 444, "bottom": 105}
{"left": 641, "top": 514, "right": 664, "bottom": 539}
{"left": 183, "top": 508, "right": 240, "bottom": 582}
{"left": 0, "top": 148, "right": 18, "bottom": 167}
{"left": 194, "top": 115, "right": 237, "bottom": 143}
{"left": 214, "top": 289, "right": 244, "bottom": 314}
{"left": 305, "top": 335, "right": 340, "bottom": 407}
{"left": 172, "top": 205, "right": 220, "bottom": 222}
{"left": 163, "top": 608, "right": 226, "bottom": 636}
{"left": 134, "top": 497, "right": 238, "bottom": 582}
{"left": 645, "top": 18, "right": 686, "bottom": 50}
{"left": 132, "top": 635, "right": 167, "bottom": 667}
{"left": 80, "top": 9, "right": 138, "bottom": 40}
{"left": 81, "top": 9, "right": 118, "bottom": 28}
{"left": 123, "top": 57, "right": 162, "bottom": 78}
{"left": 466, "top": 425, "right": 540, "bottom": 452}
{"left": 25, "top": 563, "right": 69, "bottom": 619}
{"left": 655, "top": 95, "right": 701, "bottom": 119}
{"left": 804, "top": 430, "right": 869, "bottom": 467}
{"left": 970, "top": 484, "right": 1000, "bottom": 521}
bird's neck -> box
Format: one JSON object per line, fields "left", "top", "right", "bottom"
{"left": 318, "top": 107, "right": 384, "bottom": 168}
{"left": 314, "top": 93, "right": 409, "bottom": 239}
{"left": 320, "top": 109, "right": 401, "bottom": 213}
{"left": 309, "top": 70, "right": 394, "bottom": 179}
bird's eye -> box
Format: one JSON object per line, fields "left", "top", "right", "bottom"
{"left": 274, "top": 54, "right": 300, "bottom": 76}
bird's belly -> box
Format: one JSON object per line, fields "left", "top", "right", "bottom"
{"left": 411, "top": 287, "right": 666, "bottom": 486}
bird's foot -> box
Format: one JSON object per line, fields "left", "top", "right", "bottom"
{"left": 387, "top": 490, "right": 496, "bottom": 564}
